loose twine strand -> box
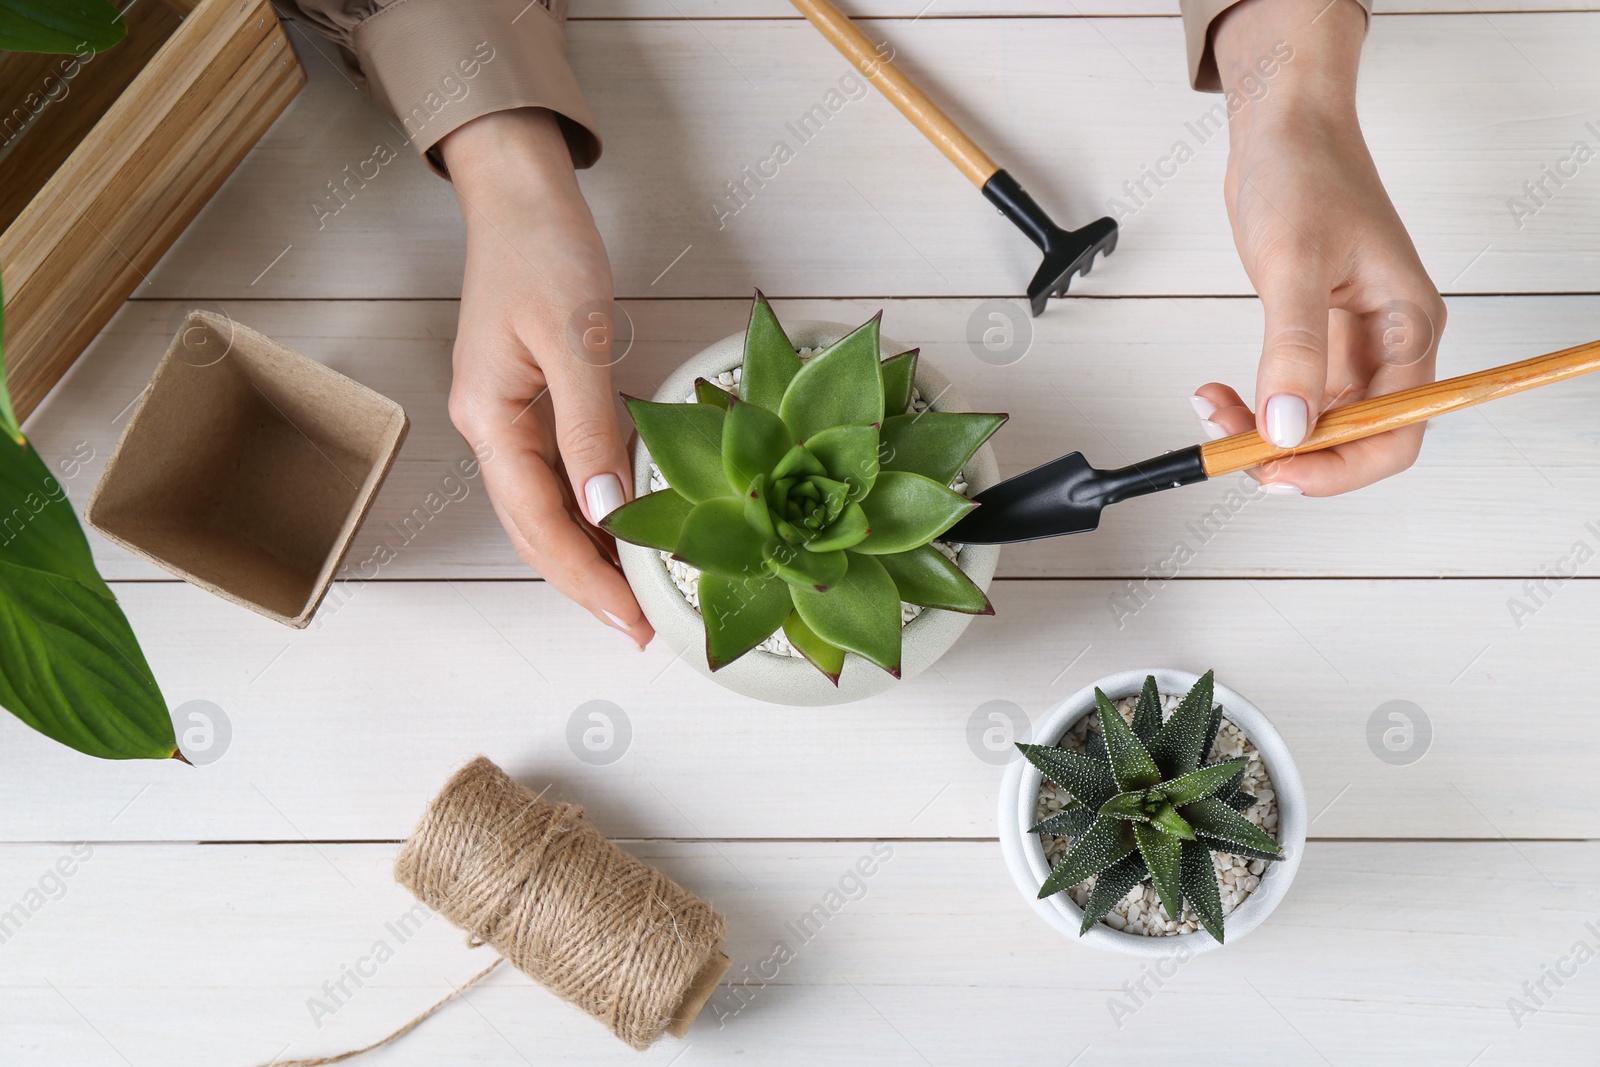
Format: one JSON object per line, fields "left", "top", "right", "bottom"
{"left": 258, "top": 757, "right": 726, "bottom": 1064}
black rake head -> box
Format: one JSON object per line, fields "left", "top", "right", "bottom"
{"left": 1025, "top": 215, "right": 1119, "bottom": 318}
{"left": 981, "top": 169, "right": 1119, "bottom": 317}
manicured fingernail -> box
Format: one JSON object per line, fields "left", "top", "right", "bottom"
{"left": 584, "top": 473, "right": 625, "bottom": 523}
{"left": 1200, "top": 419, "right": 1227, "bottom": 441}
{"left": 1189, "top": 395, "right": 1218, "bottom": 420}
{"left": 1260, "top": 482, "right": 1303, "bottom": 495}
{"left": 602, "top": 609, "right": 633, "bottom": 632}
{"left": 1265, "top": 394, "right": 1308, "bottom": 449}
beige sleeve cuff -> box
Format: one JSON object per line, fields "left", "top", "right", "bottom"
{"left": 351, "top": 0, "right": 601, "bottom": 176}
{"left": 1181, "top": 0, "right": 1373, "bottom": 91}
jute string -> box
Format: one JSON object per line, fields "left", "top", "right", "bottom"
{"left": 258, "top": 756, "right": 727, "bottom": 1064}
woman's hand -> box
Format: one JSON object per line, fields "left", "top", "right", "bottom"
{"left": 440, "top": 108, "right": 653, "bottom": 648}
{"left": 1192, "top": 0, "right": 1446, "bottom": 496}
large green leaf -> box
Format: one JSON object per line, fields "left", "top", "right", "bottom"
{"left": 623, "top": 396, "right": 728, "bottom": 503}
{"left": 1179, "top": 840, "right": 1225, "bottom": 942}
{"left": 802, "top": 425, "right": 878, "bottom": 498}
{"left": 0, "top": 295, "right": 19, "bottom": 445}
{"left": 738, "top": 291, "right": 801, "bottom": 411}
{"left": 0, "top": 273, "right": 172, "bottom": 761}
{"left": 1146, "top": 670, "right": 1215, "bottom": 778}
{"left": 722, "top": 396, "right": 793, "bottom": 494}
{"left": 0, "top": 558, "right": 174, "bottom": 759}
{"left": 1038, "top": 814, "right": 1136, "bottom": 898}
{"left": 699, "top": 572, "right": 790, "bottom": 671}
{"left": 1134, "top": 821, "right": 1184, "bottom": 922}
{"left": 1094, "top": 688, "right": 1163, "bottom": 792}
{"left": 1015, "top": 744, "right": 1117, "bottom": 809}
{"left": 778, "top": 315, "right": 883, "bottom": 440}
{"left": 878, "top": 411, "right": 1005, "bottom": 486}
{"left": 875, "top": 545, "right": 990, "bottom": 614}
{"left": 672, "top": 498, "right": 765, "bottom": 579}
{"left": 0, "top": 0, "right": 125, "bottom": 54}
{"left": 853, "top": 472, "right": 974, "bottom": 555}
{"left": 599, "top": 488, "right": 694, "bottom": 552}
{"left": 790, "top": 552, "right": 901, "bottom": 675}
{"left": 880, "top": 349, "right": 918, "bottom": 416}
{"left": 781, "top": 608, "right": 845, "bottom": 684}
{"left": 0, "top": 434, "right": 112, "bottom": 598}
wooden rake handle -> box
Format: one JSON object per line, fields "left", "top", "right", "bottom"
{"left": 1199, "top": 338, "right": 1600, "bottom": 477}
{"left": 789, "top": 0, "right": 998, "bottom": 187}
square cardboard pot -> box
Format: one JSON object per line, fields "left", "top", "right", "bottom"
{"left": 85, "top": 311, "right": 408, "bottom": 628}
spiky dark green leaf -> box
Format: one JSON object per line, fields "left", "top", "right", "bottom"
{"left": 1146, "top": 670, "right": 1215, "bottom": 777}
{"left": 1038, "top": 815, "right": 1137, "bottom": 899}
{"left": 1180, "top": 839, "right": 1226, "bottom": 942}
{"left": 1181, "top": 797, "right": 1284, "bottom": 858}
{"left": 1094, "top": 689, "right": 1163, "bottom": 792}
{"left": 1160, "top": 759, "right": 1247, "bottom": 807}
{"left": 1015, "top": 744, "right": 1117, "bottom": 809}
{"left": 1030, "top": 803, "right": 1094, "bottom": 839}
{"left": 1131, "top": 675, "right": 1163, "bottom": 743}
{"left": 1079, "top": 852, "right": 1149, "bottom": 935}
{"left": 1134, "top": 821, "right": 1184, "bottom": 922}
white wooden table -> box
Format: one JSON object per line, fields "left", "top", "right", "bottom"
{"left": 5, "top": 4, "right": 1599, "bottom": 1064}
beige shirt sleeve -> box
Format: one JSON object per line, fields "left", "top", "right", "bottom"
{"left": 274, "top": 0, "right": 601, "bottom": 176}
{"left": 1181, "top": 0, "right": 1373, "bottom": 91}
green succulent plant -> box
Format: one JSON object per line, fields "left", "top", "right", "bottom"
{"left": 1017, "top": 672, "right": 1283, "bottom": 942}
{"left": 602, "top": 293, "right": 1005, "bottom": 683}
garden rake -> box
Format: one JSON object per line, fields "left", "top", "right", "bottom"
{"left": 790, "top": 0, "right": 1117, "bottom": 317}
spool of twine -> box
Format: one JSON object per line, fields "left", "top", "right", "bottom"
{"left": 258, "top": 757, "right": 729, "bottom": 1066}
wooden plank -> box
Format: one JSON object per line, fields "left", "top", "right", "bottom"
{"left": 0, "top": 841, "right": 1593, "bottom": 1065}
{"left": 0, "top": 576, "right": 1595, "bottom": 842}
{"left": 148, "top": 14, "right": 1600, "bottom": 300}
{"left": 27, "top": 296, "right": 1600, "bottom": 581}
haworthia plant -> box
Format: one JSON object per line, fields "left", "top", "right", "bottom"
{"left": 0, "top": 279, "right": 177, "bottom": 760}
{"left": 603, "top": 292, "right": 1006, "bottom": 683}
{"left": 1017, "top": 672, "right": 1282, "bottom": 942}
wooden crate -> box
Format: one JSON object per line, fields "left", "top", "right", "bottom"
{"left": 0, "top": 0, "right": 305, "bottom": 423}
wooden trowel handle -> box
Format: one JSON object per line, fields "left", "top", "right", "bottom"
{"left": 1199, "top": 338, "right": 1600, "bottom": 477}
{"left": 789, "top": 0, "right": 998, "bottom": 187}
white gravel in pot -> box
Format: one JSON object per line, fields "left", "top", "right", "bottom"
{"left": 645, "top": 357, "right": 970, "bottom": 662}
{"left": 1034, "top": 691, "right": 1280, "bottom": 937}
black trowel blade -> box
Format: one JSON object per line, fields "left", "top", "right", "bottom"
{"left": 945, "top": 452, "right": 1106, "bottom": 545}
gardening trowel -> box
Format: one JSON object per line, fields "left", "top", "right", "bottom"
{"left": 946, "top": 338, "right": 1600, "bottom": 544}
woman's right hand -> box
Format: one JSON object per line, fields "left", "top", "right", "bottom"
{"left": 440, "top": 109, "right": 654, "bottom": 649}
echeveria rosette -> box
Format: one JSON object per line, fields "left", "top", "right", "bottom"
{"left": 602, "top": 293, "right": 1006, "bottom": 684}
{"left": 1016, "top": 672, "right": 1284, "bottom": 943}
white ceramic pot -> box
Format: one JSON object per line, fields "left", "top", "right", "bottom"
{"left": 618, "top": 320, "right": 1001, "bottom": 706}
{"left": 997, "top": 668, "right": 1305, "bottom": 955}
